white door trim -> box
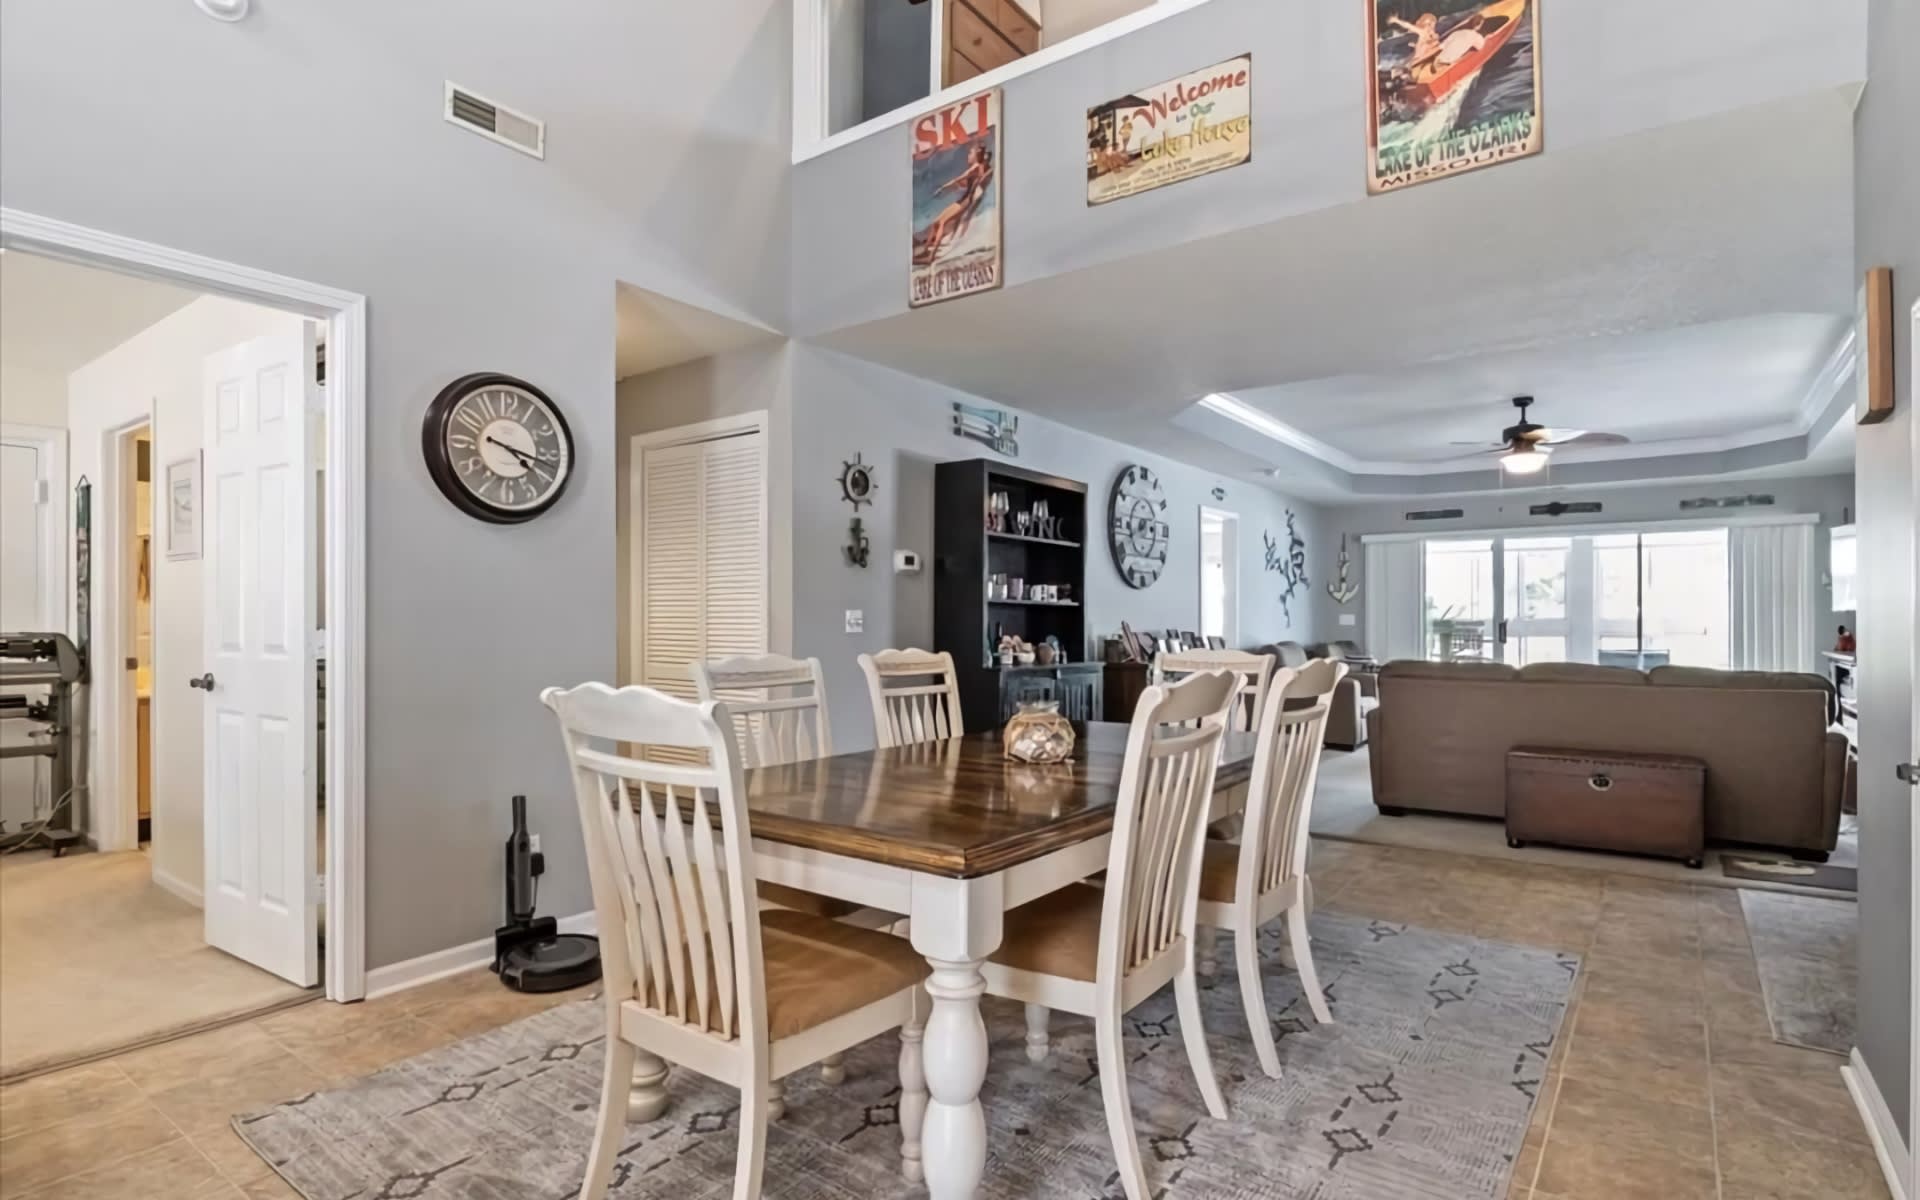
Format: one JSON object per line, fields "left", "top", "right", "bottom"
{"left": 0, "top": 206, "right": 370, "bottom": 1003}
{"left": 626, "top": 411, "right": 769, "bottom": 690}
{"left": 1909, "top": 296, "right": 1919, "bottom": 1196}
{"left": 96, "top": 415, "right": 152, "bottom": 859}
{"left": 0, "top": 422, "right": 69, "bottom": 635}
{"left": 1198, "top": 506, "right": 1238, "bottom": 647}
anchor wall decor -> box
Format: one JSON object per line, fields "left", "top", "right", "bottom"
{"left": 1327, "top": 533, "right": 1359, "bottom": 604}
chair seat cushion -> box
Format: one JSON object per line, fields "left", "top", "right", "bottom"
{"left": 988, "top": 883, "right": 1106, "bottom": 982}
{"left": 761, "top": 910, "right": 928, "bottom": 1040}
{"left": 1197, "top": 840, "right": 1243, "bottom": 903}
{"left": 758, "top": 881, "right": 862, "bottom": 920}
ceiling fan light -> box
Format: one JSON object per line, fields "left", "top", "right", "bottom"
{"left": 1501, "top": 445, "right": 1550, "bottom": 475}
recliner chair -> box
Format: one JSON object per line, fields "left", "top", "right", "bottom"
{"left": 1259, "top": 641, "right": 1376, "bottom": 750}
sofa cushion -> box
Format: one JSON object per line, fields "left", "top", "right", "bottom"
{"left": 1518, "top": 663, "right": 1648, "bottom": 686}
{"left": 1647, "top": 666, "right": 1832, "bottom": 694}
{"left": 1378, "top": 660, "right": 1519, "bottom": 682}
{"left": 1266, "top": 641, "right": 1311, "bottom": 668}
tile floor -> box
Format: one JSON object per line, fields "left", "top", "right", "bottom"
{"left": 0, "top": 840, "right": 1887, "bottom": 1199}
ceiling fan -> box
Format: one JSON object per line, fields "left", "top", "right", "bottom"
{"left": 1450, "top": 396, "right": 1631, "bottom": 475}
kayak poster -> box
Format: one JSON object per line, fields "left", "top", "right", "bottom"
{"left": 1086, "top": 55, "right": 1253, "bottom": 206}
{"left": 910, "top": 88, "right": 1002, "bottom": 308}
{"left": 1365, "top": 0, "right": 1542, "bottom": 195}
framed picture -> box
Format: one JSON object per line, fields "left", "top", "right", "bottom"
{"left": 910, "top": 89, "right": 1001, "bottom": 308}
{"left": 1856, "top": 266, "right": 1895, "bottom": 424}
{"left": 1086, "top": 55, "right": 1252, "bottom": 206}
{"left": 165, "top": 453, "right": 202, "bottom": 561}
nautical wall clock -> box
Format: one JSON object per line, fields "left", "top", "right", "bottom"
{"left": 1108, "top": 464, "right": 1168, "bottom": 589}
{"left": 422, "top": 373, "right": 574, "bottom": 524}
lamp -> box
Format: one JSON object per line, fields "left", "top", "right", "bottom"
{"left": 1500, "top": 444, "right": 1550, "bottom": 475}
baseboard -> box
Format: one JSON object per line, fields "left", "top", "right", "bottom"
{"left": 151, "top": 865, "right": 203, "bottom": 907}
{"left": 1843, "top": 1047, "right": 1912, "bottom": 1200}
{"left": 364, "top": 911, "right": 597, "bottom": 1001}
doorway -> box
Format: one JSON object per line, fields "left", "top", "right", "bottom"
{"left": 1199, "top": 507, "right": 1238, "bottom": 647}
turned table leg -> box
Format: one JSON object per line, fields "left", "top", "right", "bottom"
{"left": 910, "top": 872, "right": 1004, "bottom": 1200}
{"left": 628, "top": 1050, "right": 670, "bottom": 1123}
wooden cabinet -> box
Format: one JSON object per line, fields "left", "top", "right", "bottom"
{"left": 944, "top": 0, "right": 1041, "bottom": 87}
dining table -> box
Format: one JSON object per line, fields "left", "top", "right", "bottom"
{"left": 624, "top": 720, "right": 1256, "bottom": 1200}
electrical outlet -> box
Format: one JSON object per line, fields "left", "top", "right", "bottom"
{"left": 530, "top": 833, "right": 542, "bottom": 854}
{"left": 845, "top": 609, "right": 865, "bottom": 633}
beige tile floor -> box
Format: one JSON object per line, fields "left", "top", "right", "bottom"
{"left": 0, "top": 841, "right": 1887, "bottom": 1199}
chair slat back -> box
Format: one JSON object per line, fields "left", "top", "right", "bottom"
{"left": 1241, "top": 660, "right": 1347, "bottom": 900}
{"left": 858, "top": 649, "right": 964, "bottom": 748}
{"left": 543, "top": 682, "right": 765, "bottom": 1048}
{"left": 691, "top": 653, "right": 833, "bottom": 767}
{"left": 1153, "top": 649, "right": 1275, "bottom": 732}
{"left": 1100, "top": 669, "right": 1238, "bottom": 979}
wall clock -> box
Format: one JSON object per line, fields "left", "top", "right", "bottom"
{"left": 1108, "top": 464, "right": 1168, "bottom": 589}
{"left": 422, "top": 373, "right": 574, "bottom": 524}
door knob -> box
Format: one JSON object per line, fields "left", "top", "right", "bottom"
{"left": 188, "top": 673, "right": 215, "bottom": 691}
{"left": 1898, "top": 762, "right": 1919, "bottom": 786}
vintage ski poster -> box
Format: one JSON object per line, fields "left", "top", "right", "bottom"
{"left": 1366, "top": 0, "right": 1541, "bottom": 195}
{"left": 911, "top": 89, "right": 1001, "bottom": 308}
{"left": 1086, "top": 56, "right": 1252, "bottom": 206}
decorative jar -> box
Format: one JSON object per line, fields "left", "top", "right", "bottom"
{"left": 1003, "top": 701, "right": 1075, "bottom": 764}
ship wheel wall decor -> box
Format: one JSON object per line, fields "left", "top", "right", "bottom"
{"left": 1108, "top": 464, "right": 1169, "bottom": 589}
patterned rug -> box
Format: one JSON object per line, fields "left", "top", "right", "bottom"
{"left": 1740, "top": 889, "right": 1857, "bottom": 1055}
{"left": 235, "top": 912, "right": 1577, "bottom": 1199}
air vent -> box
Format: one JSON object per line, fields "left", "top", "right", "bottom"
{"left": 444, "top": 83, "right": 545, "bottom": 160}
{"left": 1405, "top": 508, "right": 1465, "bottom": 522}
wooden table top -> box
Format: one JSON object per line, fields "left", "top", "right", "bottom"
{"left": 739, "top": 721, "right": 1255, "bottom": 879}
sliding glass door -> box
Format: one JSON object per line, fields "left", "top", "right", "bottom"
{"left": 1423, "top": 528, "right": 1732, "bottom": 668}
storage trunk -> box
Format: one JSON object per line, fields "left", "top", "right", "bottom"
{"left": 1506, "top": 747, "right": 1707, "bottom": 868}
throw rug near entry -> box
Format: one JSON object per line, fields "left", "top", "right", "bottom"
{"left": 235, "top": 910, "right": 1578, "bottom": 1199}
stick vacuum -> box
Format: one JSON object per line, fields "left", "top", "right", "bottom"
{"left": 492, "top": 795, "right": 601, "bottom": 993}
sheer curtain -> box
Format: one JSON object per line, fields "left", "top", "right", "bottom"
{"left": 1363, "top": 539, "right": 1426, "bottom": 664}
{"left": 1728, "top": 521, "right": 1817, "bottom": 673}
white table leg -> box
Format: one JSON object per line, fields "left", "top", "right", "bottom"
{"left": 628, "top": 1051, "right": 670, "bottom": 1122}
{"left": 910, "top": 873, "right": 1004, "bottom": 1200}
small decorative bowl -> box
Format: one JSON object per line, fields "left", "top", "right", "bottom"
{"left": 1003, "top": 701, "right": 1075, "bottom": 764}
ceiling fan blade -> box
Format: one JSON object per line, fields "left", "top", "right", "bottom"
{"left": 1543, "top": 431, "right": 1631, "bottom": 447}
{"left": 1448, "top": 439, "right": 1506, "bottom": 447}
{"left": 1520, "top": 426, "right": 1573, "bottom": 443}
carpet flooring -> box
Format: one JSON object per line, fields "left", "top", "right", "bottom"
{"left": 1311, "top": 747, "right": 1859, "bottom": 899}
{"left": 234, "top": 910, "right": 1578, "bottom": 1200}
{"left": 0, "top": 850, "right": 315, "bottom": 1081}
{"left": 1739, "top": 890, "right": 1857, "bottom": 1055}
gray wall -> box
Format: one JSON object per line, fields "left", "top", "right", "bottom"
{"left": 1852, "top": 0, "right": 1917, "bottom": 1145}
{"left": 785, "top": 344, "right": 1331, "bottom": 751}
{"left": 1323, "top": 474, "right": 1860, "bottom": 655}
{"left": 789, "top": 0, "right": 1867, "bottom": 334}
{"left": 0, "top": 1, "right": 792, "bottom": 968}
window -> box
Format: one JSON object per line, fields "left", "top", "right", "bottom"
{"left": 1198, "top": 508, "right": 1237, "bottom": 645}
{"left": 1829, "top": 524, "right": 1857, "bottom": 612}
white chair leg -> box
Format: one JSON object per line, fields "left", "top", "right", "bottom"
{"left": 734, "top": 1068, "right": 771, "bottom": 1200}
{"left": 1235, "top": 919, "right": 1282, "bottom": 1079}
{"left": 1094, "top": 1013, "right": 1150, "bottom": 1200}
{"left": 1023, "top": 1003, "right": 1050, "bottom": 1063}
{"left": 1195, "top": 924, "right": 1219, "bottom": 978}
{"left": 820, "top": 1053, "right": 846, "bottom": 1086}
{"left": 766, "top": 1076, "right": 785, "bottom": 1122}
{"left": 580, "top": 1036, "right": 637, "bottom": 1200}
{"left": 900, "top": 1000, "right": 928, "bottom": 1183}
{"left": 1174, "top": 963, "right": 1230, "bottom": 1120}
{"left": 1288, "top": 904, "right": 1333, "bottom": 1025}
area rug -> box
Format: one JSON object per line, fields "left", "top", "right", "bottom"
{"left": 1739, "top": 890, "right": 1857, "bottom": 1056}
{"left": 234, "top": 911, "right": 1577, "bottom": 1199}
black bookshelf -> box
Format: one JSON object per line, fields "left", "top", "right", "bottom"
{"left": 934, "top": 459, "right": 1101, "bottom": 730}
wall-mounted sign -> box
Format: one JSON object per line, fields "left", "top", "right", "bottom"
{"left": 911, "top": 89, "right": 1002, "bottom": 308}
{"left": 1087, "top": 55, "right": 1252, "bottom": 206}
{"left": 1365, "top": 0, "right": 1542, "bottom": 195}
{"left": 952, "top": 402, "right": 1019, "bottom": 457}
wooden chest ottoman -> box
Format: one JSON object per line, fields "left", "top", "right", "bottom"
{"left": 1505, "top": 747, "right": 1707, "bottom": 868}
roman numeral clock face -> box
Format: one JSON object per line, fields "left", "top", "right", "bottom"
{"left": 423, "top": 374, "right": 574, "bottom": 523}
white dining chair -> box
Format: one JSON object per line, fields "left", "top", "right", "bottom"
{"left": 984, "top": 669, "right": 1239, "bottom": 1200}
{"left": 544, "top": 682, "right": 931, "bottom": 1199}
{"left": 1195, "top": 658, "right": 1347, "bottom": 1078}
{"left": 1153, "top": 647, "right": 1276, "bottom": 732}
{"left": 857, "top": 648, "right": 964, "bottom": 748}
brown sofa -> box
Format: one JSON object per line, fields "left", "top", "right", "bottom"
{"left": 1262, "top": 641, "right": 1375, "bottom": 750}
{"left": 1363, "top": 661, "right": 1849, "bottom": 858}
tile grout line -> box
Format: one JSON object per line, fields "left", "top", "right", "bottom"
{"left": 1518, "top": 875, "right": 1603, "bottom": 1199}
{"left": 1696, "top": 885, "right": 1726, "bottom": 1200}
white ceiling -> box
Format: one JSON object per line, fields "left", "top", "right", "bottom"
{"left": 1227, "top": 313, "right": 1852, "bottom": 464}
{"left": 616, "top": 283, "right": 778, "bottom": 380}
{"left": 813, "top": 89, "right": 1860, "bottom": 499}
{"left": 0, "top": 250, "right": 198, "bottom": 375}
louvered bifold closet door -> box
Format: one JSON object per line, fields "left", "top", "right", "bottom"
{"left": 639, "top": 433, "right": 767, "bottom": 763}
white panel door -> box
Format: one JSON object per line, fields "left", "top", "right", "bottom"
{"left": 201, "top": 330, "right": 319, "bottom": 986}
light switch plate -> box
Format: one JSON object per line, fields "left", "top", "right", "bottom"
{"left": 1338, "top": 613, "right": 1357, "bottom": 627}
{"left": 845, "top": 609, "right": 865, "bottom": 633}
